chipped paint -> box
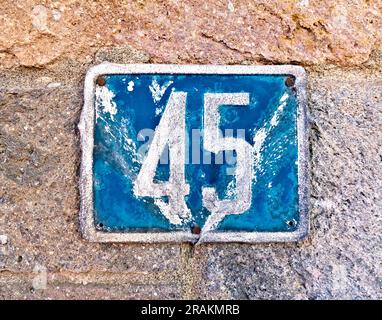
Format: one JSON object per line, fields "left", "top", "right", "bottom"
{"left": 95, "top": 86, "right": 118, "bottom": 121}
{"left": 149, "top": 79, "right": 173, "bottom": 103}
{"left": 127, "top": 80, "right": 134, "bottom": 92}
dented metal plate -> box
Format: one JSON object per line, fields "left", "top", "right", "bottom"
{"left": 79, "top": 64, "right": 309, "bottom": 243}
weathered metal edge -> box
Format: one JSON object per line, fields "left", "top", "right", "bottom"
{"left": 78, "top": 63, "right": 310, "bottom": 243}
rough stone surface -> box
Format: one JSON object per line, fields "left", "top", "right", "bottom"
{"left": 0, "top": 273, "right": 180, "bottom": 299}
{"left": 1, "top": 1, "right": 382, "bottom": 300}
{"left": 1, "top": 1, "right": 382, "bottom": 69}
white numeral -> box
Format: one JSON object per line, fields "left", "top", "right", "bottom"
{"left": 202, "top": 93, "right": 253, "bottom": 232}
{"left": 133, "top": 92, "right": 191, "bottom": 225}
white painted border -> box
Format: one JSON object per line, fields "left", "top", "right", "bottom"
{"left": 78, "top": 63, "right": 309, "bottom": 243}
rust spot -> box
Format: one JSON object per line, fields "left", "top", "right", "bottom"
{"left": 191, "top": 224, "right": 201, "bottom": 235}
{"left": 96, "top": 76, "right": 106, "bottom": 86}
{"left": 285, "top": 76, "right": 296, "bottom": 87}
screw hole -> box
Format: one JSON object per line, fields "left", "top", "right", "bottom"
{"left": 287, "top": 220, "right": 296, "bottom": 227}
{"left": 191, "top": 224, "right": 201, "bottom": 235}
{"left": 96, "top": 76, "right": 106, "bottom": 86}
{"left": 285, "top": 76, "right": 296, "bottom": 87}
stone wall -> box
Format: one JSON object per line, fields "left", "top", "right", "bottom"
{"left": 0, "top": 0, "right": 381, "bottom": 299}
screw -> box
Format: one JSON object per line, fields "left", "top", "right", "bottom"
{"left": 96, "top": 76, "right": 106, "bottom": 86}
{"left": 285, "top": 76, "right": 296, "bottom": 87}
{"left": 191, "top": 224, "right": 201, "bottom": 235}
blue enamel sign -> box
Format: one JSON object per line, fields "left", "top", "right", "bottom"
{"left": 79, "top": 64, "right": 309, "bottom": 243}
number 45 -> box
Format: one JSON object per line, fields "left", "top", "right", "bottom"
{"left": 133, "top": 92, "right": 253, "bottom": 229}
